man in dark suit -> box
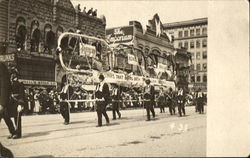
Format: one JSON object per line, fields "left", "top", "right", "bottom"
{"left": 111, "top": 84, "right": 121, "bottom": 120}
{"left": 95, "top": 74, "right": 110, "bottom": 127}
{"left": 177, "top": 88, "right": 186, "bottom": 117}
{"left": 3, "top": 66, "right": 25, "bottom": 139}
{"left": 143, "top": 79, "right": 155, "bottom": 121}
{"left": 59, "top": 79, "right": 70, "bottom": 125}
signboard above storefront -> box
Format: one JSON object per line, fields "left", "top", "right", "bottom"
{"left": 79, "top": 44, "right": 96, "bottom": 57}
{"left": 106, "top": 26, "right": 134, "bottom": 44}
{"left": 19, "top": 79, "right": 57, "bottom": 86}
{"left": 0, "top": 54, "right": 15, "bottom": 62}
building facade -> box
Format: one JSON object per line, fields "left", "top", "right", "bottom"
{"left": 0, "top": 0, "right": 106, "bottom": 89}
{"left": 106, "top": 14, "right": 176, "bottom": 89}
{"left": 163, "top": 18, "right": 207, "bottom": 92}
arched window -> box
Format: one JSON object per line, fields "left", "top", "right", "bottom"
{"left": 30, "top": 20, "right": 41, "bottom": 52}
{"left": 16, "top": 17, "right": 27, "bottom": 50}
{"left": 44, "top": 24, "right": 55, "bottom": 54}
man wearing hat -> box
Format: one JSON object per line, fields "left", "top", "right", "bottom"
{"left": 3, "top": 66, "right": 25, "bottom": 139}
{"left": 111, "top": 84, "right": 121, "bottom": 120}
{"left": 176, "top": 88, "right": 186, "bottom": 117}
{"left": 143, "top": 79, "right": 155, "bottom": 121}
{"left": 95, "top": 74, "right": 110, "bottom": 127}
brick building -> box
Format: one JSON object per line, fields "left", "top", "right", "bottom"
{"left": 163, "top": 18, "right": 207, "bottom": 92}
{"left": 0, "top": 0, "right": 106, "bottom": 89}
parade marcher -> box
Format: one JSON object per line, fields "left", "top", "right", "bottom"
{"left": 29, "top": 88, "right": 35, "bottom": 114}
{"left": 143, "top": 79, "right": 155, "bottom": 121}
{"left": 3, "top": 67, "right": 25, "bottom": 139}
{"left": 59, "top": 80, "right": 70, "bottom": 125}
{"left": 95, "top": 74, "right": 110, "bottom": 127}
{"left": 157, "top": 87, "right": 165, "bottom": 113}
{"left": 176, "top": 88, "right": 186, "bottom": 117}
{"left": 167, "top": 88, "right": 176, "bottom": 115}
{"left": 111, "top": 84, "right": 121, "bottom": 120}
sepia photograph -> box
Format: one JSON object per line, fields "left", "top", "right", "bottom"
{"left": 0, "top": 0, "right": 249, "bottom": 157}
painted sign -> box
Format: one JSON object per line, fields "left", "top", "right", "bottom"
{"left": 106, "top": 26, "right": 134, "bottom": 44}
{"left": 0, "top": 54, "right": 15, "bottom": 62}
{"left": 19, "top": 79, "right": 57, "bottom": 86}
{"left": 127, "top": 53, "right": 138, "bottom": 65}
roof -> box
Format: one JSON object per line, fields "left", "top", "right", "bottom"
{"left": 163, "top": 18, "right": 208, "bottom": 29}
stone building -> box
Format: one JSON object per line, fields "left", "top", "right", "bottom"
{"left": 163, "top": 18, "right": 207, "bottom": 92}
{"left": 0, "top": 0, "right": 106, "bottom": 89}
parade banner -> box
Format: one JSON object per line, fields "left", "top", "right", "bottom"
{"left": 158, "top": 63, "right": 168, "bottom": 70}
{"left": 79, "top": 44, "right": 96, "bottom": 57}
{"left": 127, "top": 53, "right": 138, "bottom": 65}
{"left": 106, "top": 26, "right": 134, "bottom": 44}
{"left": 19, "top": 79, "right": 57, "bottom": 86}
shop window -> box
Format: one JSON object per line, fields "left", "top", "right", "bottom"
{"left": 203, "top": 75, "right": 207, "bottom": 82}
{"left": 184, "top": 30, "right": 188, "bottom": 37}
{"left": 178, "top": 31, "right": 183, "bottom": 38}
{"left": 203, "top": 51, "right": 207, "bottom": 59}
{"left": 191, "top": 76, "right": 195, "bottom": 82}
{"left": 196, "top": 52, "right": 200, "bottom": 60}
{"left": 30, "top": 20, "right": 41, "bottom": 52}
{"left": 16, "top": 17, "right": 27, "bottom": 51}
{"left": 202, "top": 39, "right": 207, "bottom": 48}
{"left": 178, "top": 42, "right": 182, "bottom": 48}
{"left": 190, "top": 29, "right": 194, "bottom": 36}
{"left": 190, "top": 41, "right": 194, "bottom": 49}
{"left": 196, "top": 40, "right": 200, "bottom": 48}
{"left": 196, "top": 75, "right": 201, "bottom": 82}
{"left": 196, "top": 28, "right": 200, "bottom": 36}
{"left": 202, "top": 27, "right": 207, "bottom": 35}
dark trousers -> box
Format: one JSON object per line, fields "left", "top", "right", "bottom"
{"left": 177, "top": 103, "right": 185, "bottom": 116}
{"left": 159, "top": 102, "right": 165, "bottom": 113}
{"left": 30, "top": 101, "right": 35, "bottom": 114}
{"left": 168, "top": 101, "right": 176, "bottom": 115}
{"left": 145, "top": 101, "right": 155, "bottom": 120}
{"left": 4, "top": 113, "right": 22, "bottom": 136}
{"left": 112, "top": 101, "right": 121, "bottom": 119}
{"left": 60, "top": 102, "right": 70, "bottom": 123}
{"left": 96, "top": 101, "right": 109, "bottom": 126}
{"left": 198, "top": 103, "right": 204, "bottom": 113}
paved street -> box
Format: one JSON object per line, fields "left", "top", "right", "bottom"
{"left": 0, "top": 106, "right": 206, "bottom": 157}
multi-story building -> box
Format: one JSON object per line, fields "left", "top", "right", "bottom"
{"left": 163, "top": 18, "right": 207, "bottom": 92}
{"left": 0, "top": 0, "right": 106, "bottom": 90}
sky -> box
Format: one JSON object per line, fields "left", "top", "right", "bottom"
{"left": 71, "top": 0, "right": 208, "bottom": 29}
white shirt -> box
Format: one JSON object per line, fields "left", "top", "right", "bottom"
{"left": 96, "top": 81, "right": 104, "bottom": 92}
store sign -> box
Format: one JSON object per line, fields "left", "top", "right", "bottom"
{"left": 0, "top": 54, "right": 15, "bottom": 62}
{"left": 19, "top": 79, "right": 57, "bottom": 86}
{"left": 127, "top": 54, "right": 138, "bottom": 65}
{"left": 106, "top": 26, "right": 134, "bottom": 44}
{"left": 158, "top": 63, "right": 168, "bottom": 70}
{"left": 79, "top": 44, "right": 96, "bottom": 58}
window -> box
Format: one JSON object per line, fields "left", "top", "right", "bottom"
{"left": 196, "top": 28, "right": 200, "bottom": 36}
{"left": 202, "top": 39, "right": 207, "bottom": 47}
{"left": 202, "top": 27, "right": 207, "bottom": 35}
{"left": 190, "top": 41, "right": 194, "bottom": 49}
{"left": 184, "top": 30, "right": 188, "bottom": 37}
{"left": 191, "top": 53, "right": 194, "bottom": 59}
{"left": 203, "top": 63, "right": 207, "bottom": 70}
{"left": 178, "top": 31, "right": 183, "bottom": 38}
{"left": 191, "top": 76, "right": 195, "bottom": 82}
{"left": 203, "top": 75, "right": 207, "bottom": 82}
{"left": 196, "top": 52, "right": 200, "bottom": 59}
{"left": 190, "top": 64, "right": 194, "bottom": 70}
{"left": 203, "top": 51, "right": 207, "bottom": 59}
{"left": 196, "top": 40, "right": 200, "bottom": 48}
{"left": 30, "top": 20, "right": 41, "bottom": 52}
{"left": 196, "top": 64, "right": 201, "bottom": 71}
{"left": 190, "top": 29, "right": 194, "bottom": 36}
{"left": 184, "top": 41, "right": 188, "bottom": 48}
{"left": 196, "top": 75, "right": 201, "bottom": 82}
{"left": 16, "top": 17, "right": 27, "bottom": 50}
{"left": 178, "top": 42, "right": 182, "bottom": 48}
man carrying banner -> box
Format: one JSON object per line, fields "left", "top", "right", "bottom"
{"left": 95, "top": 74, "right": 110, "bottom": 127}
{"left": 143, "top": 79, "right": 156, "bottom": 121}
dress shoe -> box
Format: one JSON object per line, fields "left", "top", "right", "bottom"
{"left": 146, "top": 119, "right": 151, "bottom": 121}
{"left": 64, "top": 122, "right": 69, "bottom": 125}
{"left": 12, "top": 135, "right": 21, "bottom": 139}
{"left": 96, "top": 125, "right": 102, "bottom": 127}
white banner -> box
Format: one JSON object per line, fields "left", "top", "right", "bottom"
{"left": 19, "top": 79, "right": 57, "bottom": 86}
{"left": 79, "top": 44, "right": 96, "bottom": 58}
{"left": 127, "top": 54, "right": 138, "bottom": 65}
